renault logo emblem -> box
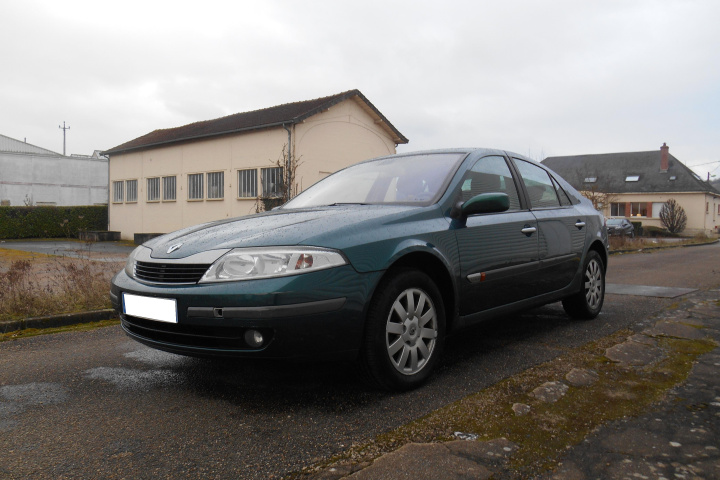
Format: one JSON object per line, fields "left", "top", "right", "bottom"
{"left": 167, "top": 243, "right": 183, "bottom": 254}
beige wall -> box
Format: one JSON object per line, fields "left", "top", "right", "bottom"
{"left": 602, "top": 192, "right": 720, "bottom": 235}
{"left": 109, "top": 98, "right": 398, "bottom": 240}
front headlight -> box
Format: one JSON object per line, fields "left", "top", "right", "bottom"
{"left": 199, "top": 247, "right": 347, "bottom": 283}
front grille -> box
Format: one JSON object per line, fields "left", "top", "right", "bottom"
{"left": 134, "top": 261, "right": 210, "bottom": 284}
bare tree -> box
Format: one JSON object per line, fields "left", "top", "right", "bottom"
{"left": 659, "top": 199, "right": 687, "bottom": 234}
{"left": 255, "top": 144, "right": 303, "bottom": 213}
{"left": 579, "top": 186, "right": 617, "bottom": 213}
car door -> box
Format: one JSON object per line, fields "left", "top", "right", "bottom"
{"left": 453, "top": 155, "right": 540, "bottom": 315}
{"left": 511, "top": 158, "right": 585, "bottom": 294}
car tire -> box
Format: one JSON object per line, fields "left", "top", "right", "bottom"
{"left": 562, "top": 250, "right": 605, "bottom": 320}
{"left": 359, "top": 268, "right": 445, "bottom": 391}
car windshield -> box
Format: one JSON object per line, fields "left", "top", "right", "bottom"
{"left": 283, "top": 152, "right": 466, "bottom": 209}
{"left": 607, "top": 219, "right": 624, "bottom": 225}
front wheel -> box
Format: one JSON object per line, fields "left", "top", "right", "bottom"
{"left": 562, "top": 250, "right": 605, "bottom": 320}
{"left": 359, "top": 269, "right": 445, "bottom": 391}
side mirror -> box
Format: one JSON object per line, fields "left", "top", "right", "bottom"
{"left": 452, "top": 193, "right": 510, "bottom": 218}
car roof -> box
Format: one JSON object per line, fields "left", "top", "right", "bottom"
{"left": 373, "top": 147, "right": 533, "bottom": 162}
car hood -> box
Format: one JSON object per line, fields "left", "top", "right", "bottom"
{"left": 143, "top": 205, "right": 420, "bottom": 259}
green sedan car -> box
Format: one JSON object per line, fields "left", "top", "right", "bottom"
{"left": 111, "top": 148, "right": 608, "bottom": 390}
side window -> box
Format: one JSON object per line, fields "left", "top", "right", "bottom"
{"left": 513, "top": 159, "right": 561, "bottom": 209}
{"left": 459, "top": 156, "right": 521, "bottom": 211}
{"left": 551, "top": 176, "right": 572, "bottom": 206}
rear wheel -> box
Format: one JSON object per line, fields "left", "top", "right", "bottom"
{"left": 562, "top": 250, "right": 605, "bottom": 319}
{"left": 359, "top": 269, "right": 445, "bottom": 391}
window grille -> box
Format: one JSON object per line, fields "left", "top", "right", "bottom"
{"left": 147, "top": 178, "right": 160, "bottom": 201}
{"left": 207, "top": 171, "right": 224, "bottom": 199}
{"left": 188, "top": 173, "right": 204, "bottom": 200}
{"left": 162, "top": 176, "right": 176, "bottom": 201}
{"left": 238, "top": 169, "right": 257, "bottom": 198}
{"left": 261, "top": 167, "right": 283, "bottom": 197}
{"left": 113, "top": 181, "right": 124, "bottom": 203}
{"left": 126, "top": 180, "right": 138, "bottom": 202}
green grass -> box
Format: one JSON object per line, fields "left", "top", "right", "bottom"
{"left": 0, "top": 319, "right": 120, "bottom": 342}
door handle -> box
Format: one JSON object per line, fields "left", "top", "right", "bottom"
{"left": 521, "top": 226, "right": 537, "bottom": 236}
{"left": 575, "top": 221, "right": 586, "bottom": 229}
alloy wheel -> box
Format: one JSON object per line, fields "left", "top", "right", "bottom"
{"left": 584, "top": 258, "right": 603, "bottom": 310}
{"left": 385, "top": 288, "right": 438, "bottom": 375}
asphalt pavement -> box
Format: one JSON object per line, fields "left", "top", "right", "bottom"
{"left": 1, "top": 242, "right": 719, "bottom": 479}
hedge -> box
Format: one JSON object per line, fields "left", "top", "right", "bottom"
{"left": 642, "top": 225, "right": 681, "bottom": 238}
{"left": 0, "top": 205, "right": 108, "bottom": 239}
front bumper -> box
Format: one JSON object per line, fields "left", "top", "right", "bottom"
{"left": 110, "top": 265, "right": 382, "bottom": 360}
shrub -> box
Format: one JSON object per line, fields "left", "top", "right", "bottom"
{"left": 642, "top": 226, "right": 680, "bottom": 238}
{"left": 0, "top": 205, "right": 107, "bottom": 239}
{"left": 659, "top": 199, "right": 687, "bottom": 234}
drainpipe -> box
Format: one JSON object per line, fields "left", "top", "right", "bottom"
{"left": 283, "top": 123, "right": 292, "bottom": 197}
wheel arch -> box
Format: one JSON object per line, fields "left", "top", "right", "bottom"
{"left": 373, "top": 250, "right": 459, "bottom": 333}
{"left": 588, "top": 239, "right": 608, "bottom": 272}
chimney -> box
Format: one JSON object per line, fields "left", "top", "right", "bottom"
{"left": 660, "top": 142, "right": 669, "bottom": 171}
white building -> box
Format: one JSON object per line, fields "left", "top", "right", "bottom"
{"left": 0, "top": 134, "right": 108, "bottom": 206}
{"left": 103, "top": 90, "right": 408, "bottom": 240}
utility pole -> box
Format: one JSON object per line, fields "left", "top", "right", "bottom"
{"left": 58, "top": 121, "right": 70, "bottom": 155}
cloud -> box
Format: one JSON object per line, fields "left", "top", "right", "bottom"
{"left": 1, "top": 0, "right": 718, "bottom": 176}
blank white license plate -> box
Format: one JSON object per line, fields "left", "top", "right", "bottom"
{"left": 123, "top": 293, "right": 178, "bottom": 323}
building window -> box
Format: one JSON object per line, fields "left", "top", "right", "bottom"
{"left": 125, "top": 179, "right": 138, "bottom": 203}
{"left": 625, "top": 175, "right": 640, "bottom": 182}
{"left": 147, "top": 178, "right": 160, "bottom": 202}
{"left": 163, "top": 176, "right": 176, "bottom": 201}
{"left": 261, "top": 167, "right": 283, "bottom": 197}
{"left": 207, "top": 171, "right": 224, "bottom": 199}
{"left": 652, "top": 202, "right": 665, "bottom": 218}
{"left": 112, "top": 181, "right": 124, "bottom": 203}
{"left": 583, "top": 177, "right": 597, "bottom": 183}
{"left": 611, "top": 202, "right": 648, "bottom": 217}
{"left": 188, "top": 173, "right": 204, "bottom": 200}
{"left": 629, "top": 202, "right": 647, "bottom": 217}
{"left": 238, "top": 169, "right": 258, "bottom": 198}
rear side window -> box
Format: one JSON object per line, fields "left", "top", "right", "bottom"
{"left": 512, "top": 159, "right": 561, "bottom": 209}
{"left": 551, "top": 176, "right": 573, "bottom": 206}
{"left": 459, "top": 156, "right": 521, "bottom": 211}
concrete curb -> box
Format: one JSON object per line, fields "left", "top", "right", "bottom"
{"left": 0, "top": 309, "right": 118, "bottom": 334}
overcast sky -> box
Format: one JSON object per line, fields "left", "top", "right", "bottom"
{"left": 2, "top": 0, "right": 719, "bottom": 178}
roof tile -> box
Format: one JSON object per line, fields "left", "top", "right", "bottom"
{"left": 543, "top": 150, "right": 718, "bottom": 195}
{"left": 104, "top": 89, "right": 408, "bottom": 155}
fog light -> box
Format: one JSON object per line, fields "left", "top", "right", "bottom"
{"left": 245, "top": 329, "right": 264, "bottom": 348}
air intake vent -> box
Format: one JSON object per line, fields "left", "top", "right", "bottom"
{"left": 135, "top": 261, "right": 210, "bottom": 284}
